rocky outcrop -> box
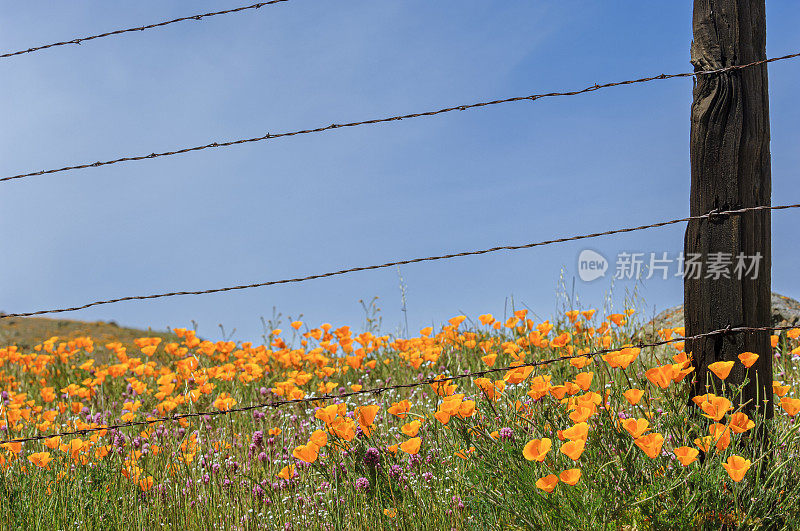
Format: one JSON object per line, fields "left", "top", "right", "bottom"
{"left": 648, "top": 292, "right": 800, "bottom": 331}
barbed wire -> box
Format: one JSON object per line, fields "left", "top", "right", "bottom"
{"left": 2, "top": 323, "right": 794, "bottom": 446}
{"left": 0, "top": 1, "right": 290, "bottom": 60}
{"left": 2, "top": 52, "right": 798, "bottom": 185}
{"left": 0, "top": 203, "right": 794, "bottom": 321}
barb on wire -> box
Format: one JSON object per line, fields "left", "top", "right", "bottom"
{"left": 2, "top": 323, "right": 794, "bottom": 445}
{"left": 1, "top": 203, "right": 795, "bottom": 320}
{"left": 0, "top": 1, "right": 290, "bottom": 60}
{"left": 2, "top": 52, "right": 798, "bottom": 184}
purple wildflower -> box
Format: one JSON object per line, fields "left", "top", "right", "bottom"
{"left": 354, "top": 477, "right": 370, "bottom": 491}
{"left": 364, "top": 447, "right": 380, "bottom": 467}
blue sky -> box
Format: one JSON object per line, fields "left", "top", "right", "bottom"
{"left": 1, "top": 1, "right": 798, "bottom": 342}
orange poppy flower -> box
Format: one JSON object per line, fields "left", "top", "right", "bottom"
{"left": 129, "top": 472, "right": 150, "bottom": 491}
{"left": 674, "top": 446, "right": 698, "bottom": 466}
{"left": 559, "top": 468, "right": 581, "bottom": 486}
{"left": 399, "top": 437, "right": 421, "bottom": 455}
{"left": 691, "top": 393, "right": 718, "bottom": 406}
{"left": 773, "top": 383, "right": 791, "bottom": 397}
{"left": 504, "top": 365, "right": 534, "bottom": 385}
{"left": 602, "top": 347, "right": 639, "bottom": 369}
{"left": 213, "top": 393, "right": 236, "bottom": 411}
{"left": 440, "top": 395, "right": 465, "bottom": 415}
{"left": 3, "top": 441, "right": 22, "bottom": 455}
{"left": 608, "top": 314, "right": 626, "bottom": 326}
{"left": 430, "top": 378, "right": 458, "bottom": 397}
{"left": 708, "top": 361, "right": 735, "bottom": 381}
{"left": 384, "top": 508, "right": 397, "bottom": 518}
{"left": 454, "top": 446, "right": 475, "bottom": 460}
{"left": 457, "top": 400, "right": 477, "bottom": 419}
{"left": 561, "top": 422, "right": 589, "bottom": 442}
{"left": 550, "top": 332, "right": 571, "bottom": 348}
{"left": 522, "top": 438, "right": 551, "bottom": 462}
{"left": 728, "top": 412, "right": 755, "bottom": 434}
{"left": 672, "top": 351, "right": 691, "bottom": 366}
{"left": 401, "top": 420, "right": 421, "bottom": 437}
{"left": 633, "top": 433, "right": 664, "bottom": 459}
{"left": 434, "top": 410, "right": 451, "bottom": 425}
{"left": 278, "top": 464, "right": 297, "bottom": 480}
{"left": 549, "top": 385, "right": 569, "bottom": 400}
{"left": 574, "top": 372, "right": 594, "bottom": 391}
{"left": 709, "top": 423, "right": 731, "bottom": 450}
{"left": 738, "top": 352, "right": 759, "bottom": 368}
{"left": 700, "top": 396, "right": 732, "bottom": 421}
{"left": 645, "top": 365, "right": 676, "bottom": 389}
{"left": 621, "top": 418, "right": 650, "bottom": 439}
{"left": 140, "top": 345, "right": 157, "bottom": 357}
{"left": 780, "top": 397, "right": 800, "bottom": 416}
{"left": 95, "top": 445, "right": 111, "bottom": 459}
{"left": 292, "top": 444, "right": 318, "bottom": 464}
{"left": 560, "top": 440, "right": 586, "bottom": 461}
{"left": 329, "top": 417, "right": 356, "bottom": 441}
{"left": 722, "top": 455, "right": 750, "bottom": 482}
{"left": 564, "top": 382, "right": 581, "bottom": 396}
{"left": 475, "top": 378, "right": 505, "bottom": 401}
{"left": 623, "top": 388, "right": 644, "bottom": 405}
{"left": 694, "top": 436, "right": 714, "bottom": 453}
{"left": 315, "top": 404, "right": 340, "bottom": 424}
{"left": 309, "top": 430, "right": 328, "bottom": 450}
{"left": 356, "top": 404, "right": 380, "bottom": 436}
{"left": 671, "top": 362, "right": 695, "bottom": 383}
{"left": 27, "top": 452, "right": 52, "bottom": 469}
{"left": 569, "top": 353, "right": 593, "bottom": 369}
{"left": 569, "top": 405, "right": 595, "bottom": 424}
{"left": 478, "top": 314, "right": 494, "bottom": 325}
{"left": 535, "top": 474, "right": 559, "bottom": 493}
{"left": 387, "top": 400, "right": 411, "bottom": 419}
{"left": 448, "top": 315, "right": 467, "bottom": 328}
{"left": 481, "top": 353, "right": 498, "bottom": 367}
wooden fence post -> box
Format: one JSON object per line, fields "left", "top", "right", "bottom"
{"left": 684, "top": 0, "right": 773, "bottom": 420}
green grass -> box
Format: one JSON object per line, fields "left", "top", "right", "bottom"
{"left": 0, "top": 299, "right": 799, "bottom": 530}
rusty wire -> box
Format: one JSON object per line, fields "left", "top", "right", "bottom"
{"left": 0, "top": 323, "right": 794, "bottom": 446}
{"left": 0, "top": 1, "right": 290, "bottom": 60}
{"left": 0, "top": 203, "right": 795, "bottom": 320}
{"left": 1, "top": 52, "right": 798, "bottom": 185}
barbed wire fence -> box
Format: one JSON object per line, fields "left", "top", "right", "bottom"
{"left": 0, "top": 0, "right": 291, "bottom": 60}
{"left": 0, "top": 5, "right": 798, "bottom": 449}
{"left": 0, "top": 203, "right": 798, "bottom": 320}
{"left": 2, "top": 53, "right": 799, "bottom": 185}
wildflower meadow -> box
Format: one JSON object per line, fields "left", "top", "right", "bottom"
{"left": 1, "top": 301, "right": 800, "bottom": 530}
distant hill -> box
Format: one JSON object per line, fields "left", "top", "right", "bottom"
{"left": 0, "top": 315, "right": 180, "bottom": 352}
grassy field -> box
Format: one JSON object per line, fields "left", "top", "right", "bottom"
{"left": 1, "top": 302, "right": 799, "bottom": 530}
